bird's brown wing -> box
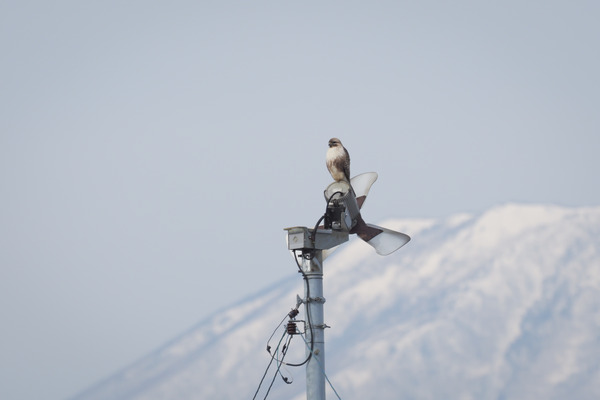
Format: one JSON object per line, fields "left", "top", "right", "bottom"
{"left": 342, "top": 147, "right": 351, "bottom": 182}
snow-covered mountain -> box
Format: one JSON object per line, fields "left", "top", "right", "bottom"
{"left": 72, "top": 203, "right": 600, "bottom": 400}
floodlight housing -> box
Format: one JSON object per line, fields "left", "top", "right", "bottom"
{"left": 285, "top": 172, "right": 410, "bottom": 257}
{"left": 323, "top": 180, "right": 360, "bottom": 232}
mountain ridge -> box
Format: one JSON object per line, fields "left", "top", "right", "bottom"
{"left": 72, "top": 203, "right": 600, "bottom": 400}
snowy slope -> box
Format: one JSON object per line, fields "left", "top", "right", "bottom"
{"left": 72, "top": 203, "right": 600, "bottom": 400}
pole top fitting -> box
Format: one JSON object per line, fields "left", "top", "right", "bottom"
{"left": 284, "top": 226, "right": 348, "bottom": 251}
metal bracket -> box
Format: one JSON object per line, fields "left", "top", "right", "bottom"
{"left": 306, "top": 296, "right": 326, "bottom": 304}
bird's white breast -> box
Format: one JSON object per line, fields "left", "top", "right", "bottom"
{"left": 326, "top": 146, "right": 347, "bottom": 181}
{"left": 326, "top": 146, "right": 345, "bottom": 162}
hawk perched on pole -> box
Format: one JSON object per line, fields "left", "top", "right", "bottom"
{"left": 326, "top": 138, "right": 351, "bottom": 183}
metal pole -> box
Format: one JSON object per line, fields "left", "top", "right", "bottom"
{"left": 302, "top": 250, "right": 326, "bottom": 400}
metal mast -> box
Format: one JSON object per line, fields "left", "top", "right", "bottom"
{"left": 284, "top": 173, "right": 410, "bottom": 400}
{"left": 301, "top": 250, "right": 326, "bottom": 400}
{"left": 285, "top": 226, "right": 347, "bottom": 400}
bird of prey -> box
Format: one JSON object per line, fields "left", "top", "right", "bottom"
{"left": 326, "top": 138, "right": 351, "bottom": 183}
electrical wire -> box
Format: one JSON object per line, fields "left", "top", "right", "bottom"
{"left": 254, "top": 191, "right": 349, "bottom": 398}
{"left": 283, "top": 250, "right": 314, "bottom": 368}
{"left": 310, "top": 214, "right": 326, "bottom": 243}
{"left": 326, "top": 190, "right": 344, "bottom": 205}
{"left": 252, "top": 329, "right": 287, "bottom": 400}
{"left": 304, "top": 189, "right": 345, "bottom": 361}
{"left": 253, "top": 295, "right": 305, "bottom": 399}
{"left": 299, "top": 332, "right": 343, "bottom": 400}
{"left": 311, "top": 190, "right": 344, "bottom": 242}
{"left": 265, "top": 313, "right": 291, "bottom": 356}
{"left": 261, "top": 333, "right": 293, "bottom": 399}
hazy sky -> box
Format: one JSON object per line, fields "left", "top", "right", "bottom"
{"left": 1, "top": 1, "right": 599, "bottom": 399}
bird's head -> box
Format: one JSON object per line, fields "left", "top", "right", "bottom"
{"left": 328, "top": 138, "right": 342, "bottom": 148}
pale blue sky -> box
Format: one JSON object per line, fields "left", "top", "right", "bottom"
{"left": 1, "top": 1, "right": 599, "bottom": 399}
